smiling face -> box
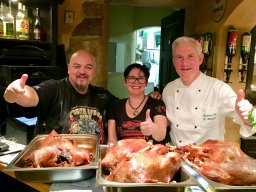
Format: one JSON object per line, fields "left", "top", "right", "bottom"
{"left": 68, "top": 50, "right": 96, "bottom": 94}
{"left": 173, "top": 41, "right": 204, "bottom": 86}
{"left": 125, "top": 67, "right": 148, "bottom": 97}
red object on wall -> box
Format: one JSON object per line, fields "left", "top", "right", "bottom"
{"left": 226, "top": 27, "right": 238, "bottom": 64}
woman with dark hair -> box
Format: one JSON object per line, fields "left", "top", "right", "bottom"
{"left": 107, "top": 63, "right": 167, "bottom": 144}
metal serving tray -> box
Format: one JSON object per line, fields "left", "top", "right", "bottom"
{"left": 182, "top": 163, "right": 256, "bottom": 192}
{"left": 96, "top": 146, "right": 201, "bottom": 192}
{"left": 4, "top": 134, "right": 99, "bottom": 183}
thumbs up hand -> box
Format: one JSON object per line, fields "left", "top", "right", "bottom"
{"left": 235, "top": 89, "right": 253, "bottom": 126}
{"left": 19, "top": 74, "right": 28, "bottom": 90}
{"left": 140, "top": 109, "right": 154, "bottom": 136}
{"left": 4, "top": 74, "right": 28, "bottom": 103}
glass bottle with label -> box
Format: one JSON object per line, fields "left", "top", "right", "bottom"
{"left": 33, "top": 7, "right": 41, "bottom": 41}
{"left": 240, "top": 32, "right": 251, "bottom": 64}
{"left": 16, "top": 3, "right": 29, "bottom": 40}
{"left": 22, "top": 5, "right": 29, "bottom": 39}
{"left": 16, "top": 2, "right": 24, "bottom": 39}
{"left": 3, "top": 0, "right": 14, "bottom": 39}
{"left": 0, "top": 2, "right": 4, "bottom": 38}
{"left": 202, "top": 32, "right": 213, "bottom": 57}
{"left": 226, "top": 27, "right": 238, "bottom": 64}
{"left": 201, "top": 32, "right": 213, "bottom": 75}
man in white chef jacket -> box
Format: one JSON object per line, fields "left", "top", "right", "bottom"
{"left": 162, "top": 36, "right": 255, "bottom": 146}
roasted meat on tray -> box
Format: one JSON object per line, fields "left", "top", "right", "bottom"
{"left": 102, "top": 139, "right": 182, "bottom": 183}
{"left": 22, "top": 130, "right": 94, "bottom": 168}
{"left": 177, "top": 139, "right": 256, "bottom": 186}
{"left": 102, "top": 139, "right": 149, "bottom": 172}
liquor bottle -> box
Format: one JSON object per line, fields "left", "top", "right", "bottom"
{"left": 0, "top": 2, "right": 4, "bottom": 38}
{"left": 193, "top": 34, "right": 203, "bottom": 48}
{"left": 22, "top": 5, "right": 29, "bottom": 39}
{"left": 201, "top": 32, "right": 213, "bottom": 75}
{"left": 240, "top": 32, "right": 251, "bottom": 64}
{"left": 226, "top": 27, "right": 238, "bottom": 64}
{"left": 33, "top": 8, "right": 41, "bottom": 41}
{"left": 3, "top": 0, "right": 14, "bottom": 39}
{"left": 15, "top": 2, "right": 24, "bottom": 39}
{"left": 202, "top": 32, "right": 213, "bottom": 57}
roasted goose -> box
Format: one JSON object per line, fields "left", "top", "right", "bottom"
{"left": 22, "top": 130, "right": 94, "bottom": 168}
{"left": 102, "top": 139, "right": 149, "bottom": 173}
{"left": 102, "top": 139, "right": 182, "bottom": 183}
{"left": 177, "top": 139, "right": 256, "bottom": 186}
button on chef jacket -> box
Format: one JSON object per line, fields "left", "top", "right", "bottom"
{"left": 162, "top": 72, "right": 255, "bottom": 146}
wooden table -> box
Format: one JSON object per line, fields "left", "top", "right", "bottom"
{"left": 0, "top": 161, "right": 50, "bottom": 192}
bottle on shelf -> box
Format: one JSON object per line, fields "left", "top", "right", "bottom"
{"left": 238, "top": 32, "right": 251, "bottom": 83}
{"left": 202, "top": 32, "right": 213, "bottom": 57}
{"left": 193, "top": 34, "right": 204, "bottom": 48}
{"left": 201, "top": 32, "right": 213, "bottom": 75}
{"left": 15, "top": 2, "right": 24, "bottom": 39}
{"left": 226, "top": 27, "right": 238, "bottom": 64}
{"left": 224, "top": 27, "right": 237, "bottom": 83}
{"left": 33, "top": 7, "right": 41, "bottom": 41}
{"left": 240, "top": 32, "right": 251, "bottom": 64}
{"left": 0, "top": 2, "right": 4, "bottom": 38}
{"left": 22, "top": 4, "right": 29, "bottom": 39}
{"left": 16, "top": 3, "right": 29, "bottom": 40}
{"left": 3, "top": 0, "right": 14, "bottom": 39}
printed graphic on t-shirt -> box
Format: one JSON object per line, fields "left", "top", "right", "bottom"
{"left": 68, "top": 106, "right": 104, "bottom": 143}
{"left": 118, "top": 120, "right": 144, "bottom": 139}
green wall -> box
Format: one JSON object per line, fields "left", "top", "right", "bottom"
{"left": 109, "top": 5, "right": 175, "bottom": 68}
{"left": 108, "top": 5, "right": 175, "bottom": 98}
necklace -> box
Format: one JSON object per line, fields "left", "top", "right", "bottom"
{"left": 128, "top": 95, "right": 146, "bottom": 116}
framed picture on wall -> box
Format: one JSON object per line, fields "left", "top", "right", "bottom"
{"left": 65, "top": 11, "right": 74, "bottom": 24}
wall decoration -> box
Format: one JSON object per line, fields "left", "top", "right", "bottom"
{"left": 65, "top": 11, "right": 74, "bottom": 24}
{"left": 212, "top": 0, "right": 227, "bottom": 23}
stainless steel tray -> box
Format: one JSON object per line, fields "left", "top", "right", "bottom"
{"left": 182, "top": 163, "right": 256, "bottom": 192}
{"left": 4, "top": 134, "right": 99, "bottom": 183}
{"left": 96, "top": 146, "right": 200, "bottom": 192}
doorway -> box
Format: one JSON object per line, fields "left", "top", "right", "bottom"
{"left": 107, "top": 5, "right": 176, "bottom": 98}
{"left": 135, "top": 27, "right": 161, "bottom": 94}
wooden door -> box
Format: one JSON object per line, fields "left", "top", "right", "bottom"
{"left": 245, "top": 25, "right": 256, "bottom": 105}
{"left": 159, "top": 9, "right": 185, "bottom": 92}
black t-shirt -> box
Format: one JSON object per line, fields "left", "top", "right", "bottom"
{"left": 28, "top": 78, "right": 118, "bottom": 144}
{"left": 108, "top": 97, "right": 166, "bottom": 141}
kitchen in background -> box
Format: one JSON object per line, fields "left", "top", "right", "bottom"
{"left": 108, "top": 27, "right": 161, "bottom": 98}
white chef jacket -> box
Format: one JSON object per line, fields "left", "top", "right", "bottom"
{"left": 162, "top": 72, "right": 255, "bottom": 146}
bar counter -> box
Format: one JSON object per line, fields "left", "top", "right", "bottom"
{"left": 0, "top": 161, "right": 50, "bottom": 191}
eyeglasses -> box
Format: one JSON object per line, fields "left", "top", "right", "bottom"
{"left": 126, "top": 76, "right": 146, "bottom": 84}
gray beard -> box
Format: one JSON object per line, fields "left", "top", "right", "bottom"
{"left": 74, "top": 83, "right": 89, "bottom": 94}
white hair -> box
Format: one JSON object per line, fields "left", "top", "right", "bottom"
{"left": 172, "top": 36, "right": 202, "bottom": 55}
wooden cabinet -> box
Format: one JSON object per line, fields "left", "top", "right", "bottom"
{"left": 0, "top": 0, "right": 65, "bottom": 136}
{"left": 0, "top": 0, "right": 64, "bottom": 66}
{"left": 0, "top": 39, "right": 52, "bottom": 66}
